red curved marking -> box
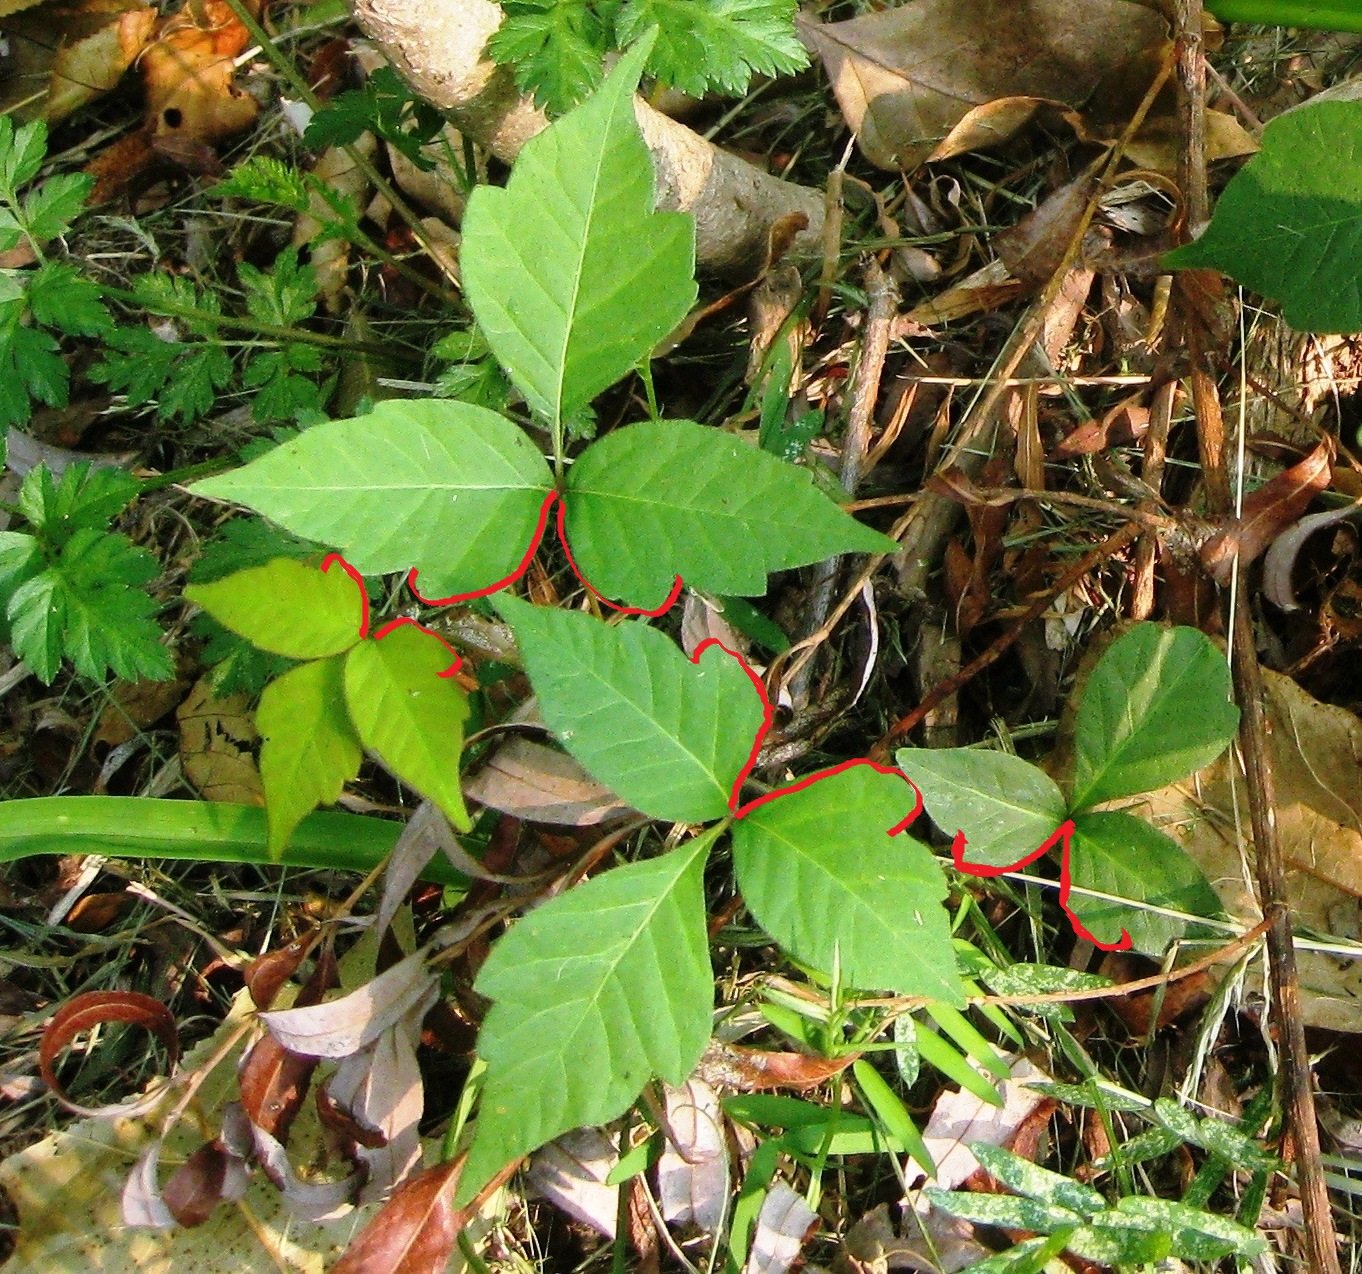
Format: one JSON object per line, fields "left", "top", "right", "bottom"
{"left": 953, "top": 818, "right": 1132, "bottom": 952}
{"left": 406, "top": 490, "right": 560, "bottom": 607}
{"left": 684, "top": 637, "right": 775, "bottom": 815}
{"left": 370, "top": 615, "right": 464, "bottom": 678}
{"left": 735, "top": 756, "right": 928, "bottom": 828}
{"left": 321, "top": 553, "right": 371, "bottom": 640}
{"left": 554, "top": 496, "right": 683, "bottom": 618}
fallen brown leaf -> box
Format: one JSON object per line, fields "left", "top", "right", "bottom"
{"left": 177, "top": 676, "right": 263, "bottom": 804}
{"left": 1199, "top": 437, "right": 1335, "bottom": 584}
{"left": 330, "top": 1155, "right": 468, "bottom": 1274}
{"left": 797, "top": 0, "right": 1165, "bottom": 171}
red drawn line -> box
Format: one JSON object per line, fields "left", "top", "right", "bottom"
{"left": 554, "top": 498, "right": 683, "bottom": 618}
{"left": 406, "top": 490, "right": 560, "bottom": 607}
{"left": 322, "top": 553, "right": 371, "bottom": 640}
{"left": 318, "top": 558, "right": 1129, "bottom": 950}
{"left": 369, "top": 615, "right": 464, "bottom": 678}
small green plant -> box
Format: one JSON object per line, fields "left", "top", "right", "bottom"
{"left": 902, "top": 623, "right": 1239, "bottom": 955}
{"left": 0, "top": 118, "right": 111, "bottom": 428}
{"left": 928, "top": 1141, "right": 1267, "bottom": 1270}
{"left": 0, "top": 463, "right": 170, "bottom": 684}
{"left": 488, "top": 0, "right": 809, "bottom": 113}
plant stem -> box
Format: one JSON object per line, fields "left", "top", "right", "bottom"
{"left": 0, "top": 797, "right": 463, "bottom": 885}
{"left": 98, "top": 284, "right": 408, "bottom": 359}
{"left": 1207, "top": 0, "right": 1362, "bottom": 31}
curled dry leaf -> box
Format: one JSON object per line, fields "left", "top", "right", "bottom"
{"left": 330, "top": 1154, "right": 468, "bottom": 1274}
{"left": 658, "top": 1079, "right": 727, "bottom": 1239}
{"left": 1199, "top": 438, "right": 1335, "bottom": 584}
{"left": 260, "top": 947, "right": 437, "bottom": 1058}
{"left": 122, "top": 1140, "right": 177, "bottom": 1229}
{"left": 797, "top": 0, "right": 1164, "bottom": 171}
{"left": 1262, "top": 498, "right": 1362, "bottom": 611}
{"left": 160, "top": 1133, "right": 251, "bottom": 1226}
{"left": 525, "top": 1128, "right": 621, "bottom": 1239}
{"left": 40, "top": 989, "right": 179, "bottom": 1118}
{"left": 1128, "top": 668, "right": 1362, "bottom": 1031}
{"left": 464, "top": 736, "right": 633, "bottom": 827}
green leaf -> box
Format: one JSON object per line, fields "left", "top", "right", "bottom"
{"left": 922, "top": 1188, "right": 1082, "bottom": 1234}
{"left": 563, "top": 420, "right": 897, "bottom": 606}
{"left": 1165, "top": 98, "right": 1362, "bottom": 333}
{"left": 303, "top": 66, "right": 446, "bottom": 168}
{"left": 1067, "top": 811, "right": 1223, "bottom": 955}
{"left": 90, "top": 327, "right": 233, "bottom": 425}
{"left": 462, "top": 38, "right": 697, "bottom": 428}
{"left": 17, "top": 463, "right": 138, "bottom": 542}
{"left": 1069, "top": 624, "right": 1239, "bottom": 809}
{"left": 0, "top": 305, "right": 67, "bottom": 426}
{"left": 896, "top": 746, "right": 1066, "bottom": 869}
{"left": 618, "top": 0, "right": 808, "bottom": 98}
{"left": 185, "top": 557, "right": 365, "bottom": 659}
{"left": 8, "top": 528, "right": 170, "bottom": 683}
{"left": 1110, "top": 1196, "right": 1267, "bottom": 1259}
{"left": 258, "top": 656, "right": 363, "bottom": 857}
{"left": 187, "top": 401, "right": 553, "bottom": 600}
{"left": 213, "top": 156, "right": 312, "bottom": 213}
{"left": 343, "top": 621, "right": 471, "bottom": 830}
{"left": 485, "top": 0, "right": 610, "bottom": 114}
{"left": 496, "top": 596, "right": 764, "bottom": 823}
{"left": 240, "top": 246, "right": 317, "bottom": 328}
{"left": 732, "top": 765, "right": 964, "bottom": 1001}
{"left": 969, "top": 1143, "right": 1104, "bottom": 1216}
{"left": 461, "top": 833, "right": 713, "bottom": 1199}
{"left": 0, "top": 117, "right": 49, "bottom": 193}
{"left": 26, "top": 261, "right": 111, "bottom": 337}
{"left": 22, "top": 172, "right": 93, "bottom": 245}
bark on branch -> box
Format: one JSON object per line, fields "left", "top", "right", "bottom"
{"left": 349, "top": 0, "right": 825, "bottom": 277}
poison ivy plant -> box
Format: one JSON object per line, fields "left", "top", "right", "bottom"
{"left": 1166, "top": 96, "right": 1362, "bottom": 333}
{"left": 184, "top": 555, "right": 471, "bottom": 853}
{"left": 901, "top": 624, "right": 1238, "bottom": 954}
{"left": 0, "top": 463, "right": 170, "bottom": 684}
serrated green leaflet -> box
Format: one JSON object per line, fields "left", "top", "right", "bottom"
{"left": 1067, "top": 811, "right": 1222, "bottom": 954}
{"left": 185, "top": 558, "right": 364, "bottom": 659}
{"left": 258, "top": 657, "right": 363, "bottom": 857}
{"left": 896, "top": 747, "right": 1065, "bottom": 868}
{"left": 460, "top": 832, "right": 713, "bottom": 1201}
{"left": 497, "top": 596, "right": 762, "bottom": 823}
{"left": 343, "top": 623, "right": 471, "bottom": 830}
{"left": 1166, "top": 99, "right": 1362, "bottom": 333}
{"left": 188, "top": 401, "right": 553, "bottom": 600}
{"left": 1070, "top": 625, "right": 1238, "bottom": 809}
{"left": 732, "top": 765, "right": 964, "bottom": 1001}
{"left": 563, "top": 420, "right": 897, "bottom": 606}
{"left": 461, "top": 40, "right": 697, "bottom": 428}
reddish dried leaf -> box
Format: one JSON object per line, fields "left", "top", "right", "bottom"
{"left": 696, "top": 1041, "right": 854, "bottom": 1092}
{"left": 161, "top": 1137, "right": 250, "bottom": 1226}
{"left": 994, "top": 175, "right": 1096, "bottom": 289}
{"left": 1051, "top": 396, "right": 1151, "bottom": 458}
{"left": 1200, "top": 438, "right": 1334, "bottom": 585}
{"left": 244, "top": 939, "right": 311, "bottom": 1011}
{"left": 40, "top": 990, "right": 179, "bottom": 1117}
{"left": 330, "top": 1155, "right": 467, "bottom": 1274}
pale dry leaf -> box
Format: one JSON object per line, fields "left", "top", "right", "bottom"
{"left": 919, "top": 1057, "right": 1051, "bottom": 1188}
{"left": 122, "top": 1142, "right": 178, "bottom": 1229}
{"left": 797, "top": 0, "right": 1165, "bottom": 171}
{"left": 1262, "top": 499, "right": 1362, "bottom": 610}
{"left": 374, "top": 800, "right": 450, "bottom": 937}
{"left": 525, "top": 1128, "right": 620, "bottom": 1239}
{"left": 293, "top": 136, "right": 377, "bottom": 314}
{"left": 323, "top": 988, "right": 436, "bottom": 1204}
{"left": 260, "top": 948, "right": 437, "bottom": 1059}
{"left": 1129, "top": 668, "right": 1362, "bottom": 1031}
{"left": 836, "top": 1201, "right": 988, "bottom": 1274}
{"left": 745, "top": 1180, "right": 818, "bottom": 1274}
{"left": 176, "top": 677, "right": 263, "bottom": 805}
{"left": 658, "top": 1079, "right": 727, "bottom": 1238}
{"left": 464, "top": 735, "right": 633, "bottom": 826}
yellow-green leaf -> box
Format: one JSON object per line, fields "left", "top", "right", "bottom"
{"left": 343, "top": 623, "right": 471, "bottom": 830}
{"left": 186, "top": 557, "right": 365, "bottom": 659}
{"left": 258, "top": 656, "right": 363, "bottom": 858}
